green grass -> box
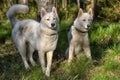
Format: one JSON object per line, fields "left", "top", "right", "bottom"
{"left": 0, "top": 20, "right": 120, "bottom": 80}
{"left": 0, "top": 20, "right": 12, "bottom": 42}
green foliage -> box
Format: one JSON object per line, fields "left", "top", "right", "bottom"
{"left": 0, "top": 20, "right": 120, "bottom": 80}
{"left": 0, "top": 1, "right": 120, "bottom": 80}
{"left": 90, "top": 21, "right": 120, "bottom": 45}
{"left": 95, "top": 0, "right": 120, "bottom": 21}
{"left": 59, "top": 3, "right": 78, "bottom": 20}
{"left": 18, "top": 6, "right": 37, "bottom": 20}
{"left": 90, "top": 21, "right": 120, "bottom": 60}
{"left": 21, "top": 67, "right": 44, "bottom": 80}
{"left": 56, "top": 18, "right": 73, "bottom": 53}
{"left": 92, "top": 75, "right": 119, "bottom": 80}
{"left": 90, "top": 43, "right": 120, "bottom": 80}
{"left": 0, "top": 21, "right": 12, "bottom": 44}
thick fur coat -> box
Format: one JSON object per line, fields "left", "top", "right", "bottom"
{"left": 7, "top": 4, "right": 59, "bottom": 76}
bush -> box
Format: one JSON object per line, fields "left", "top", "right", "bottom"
{"left": 95, "top": 0, "right": 120, "bottom": 21}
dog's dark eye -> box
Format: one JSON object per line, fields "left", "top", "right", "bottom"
{"left": 53, "top": 18, "right": 56, "bottom": 20}
{"left": 83, "top": 19, "right": 86, "bottom": 21}
{"left": 88, "top": 19, "right": 91, "bottom": 21}
{"left": 47, "top": 19, "right": 50, "bottom": 21}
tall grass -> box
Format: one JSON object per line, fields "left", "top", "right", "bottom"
{"left": 1, "top": 2, "right": 120, "bottom": 79}
{"left": 0, "top": 18, "right": 120, "bottom": 80}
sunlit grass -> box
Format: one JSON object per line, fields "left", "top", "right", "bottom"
{"left": 0, "top": 19, "right": 120, "bottom": 80}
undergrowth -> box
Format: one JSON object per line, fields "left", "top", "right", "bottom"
{"left": 0, "top": 20, "right": 120, "bottom": 80}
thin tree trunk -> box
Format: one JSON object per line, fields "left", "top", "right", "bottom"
{"left": 77, "top": 0, "right": 80, "bottom": 8}
{"left": 86, "top": 0, "right": 94, "bottom": 14}
{"left": 37, "top": 0, "right": 54, "bottom": 22}
{"left": 53, "top": 0, "right": 56, "bottom": 7}
{"left": 62, "top": 0, "right": 67, "bottom": 10}
{"left": 65, "top": 0, "right": 67, "bottom": 10}
{"left": 19, "top": 0, "right": 28, "bottom": 5}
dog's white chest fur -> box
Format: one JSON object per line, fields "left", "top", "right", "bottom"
{"left": 37, "top": 34, "right": 58, "bottom": 52}
{"left": 71, "top": 26, "right": 89, "bottom": 47}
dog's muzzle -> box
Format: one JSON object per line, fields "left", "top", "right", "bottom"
{"left": 85, "top": 24, "right": 91, "bottom": 30}
{"left": 51, "top": 23, "right": 55, "bottom": 27}
{"left": 87, "top": 24, "right": 90, "bottom": 28}
{"left": 50, "top": 23, "right": 57, "bottom": 30}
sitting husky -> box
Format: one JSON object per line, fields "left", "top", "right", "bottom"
{"left": 7, "top": 4, "right": 59, "bottom": 76}
{"left": 66, "top": 8, "right": 93, "bottom": 63}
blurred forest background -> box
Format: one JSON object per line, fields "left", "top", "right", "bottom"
{"left": 0, "top": 0, "right": 120, "bottom": 22}
{"left": 0, "top": 0, "right": 120, "bottom": 80}
{"left": 0, "top": 0, "right": 120, "bottom": 41}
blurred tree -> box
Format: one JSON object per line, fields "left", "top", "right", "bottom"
{"left": 95, "top": 0, "right": 120, "bottom": 21}
{"left": 0, "top": 0, "right": 119, "bottom": 22}
{"left": 62, "top": 0, "right": 67, "bottom": 10}
{"left": 14, "top": 0, "right": 28, "bottom": 4}
{"left": 37, "top": 0, "right": 55, "bottom": 22}
{"left": 19, "top": 0, "right": 28, "bottom": 5}
{"left": 86, "top": 0, "right": 94, "bottom": 15}
{"left": 77, "top": 0, "right": 80, "bottom": 8}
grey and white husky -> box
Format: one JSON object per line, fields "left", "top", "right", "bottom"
{"left": 7, "top": 4, "right": 59, "bottom": 76}
{"left": 66, "top": 8, "right": 93, "bottom": 63}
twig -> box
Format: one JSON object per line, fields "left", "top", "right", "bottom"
{"left": 109, "top": 0, "right": 120, "bottom": 14}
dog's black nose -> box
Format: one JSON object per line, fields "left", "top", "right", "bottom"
{"left": 51, "top": 23, "right": 55, "bottom": 27}
{"left": 87, "top": 24, "right": 90, "bottom": 28}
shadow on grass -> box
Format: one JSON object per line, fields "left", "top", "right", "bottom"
{"left": 0, "top": 53, "right": 26, "bottom": 79}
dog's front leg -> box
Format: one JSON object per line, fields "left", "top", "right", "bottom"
{"left": 68, "top": 45, "right": 74, "bottom": 63}
{"left": 83, "top": 37, "right": 92, "bottom": 60}
{"left": 83, "top": 45, "right": 92, "bottom": 60}
{"left": 38, "top": 50, "right": 46, "bottom": 73}
{"left": 46, "top": 51, "right": 53, "bottom": 77}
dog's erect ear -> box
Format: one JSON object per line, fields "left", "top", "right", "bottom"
{"left": 78, "top": 8, "right": 83, "bottom": 18}
{"left": 52, "top": 7, "right": 58, "bottom": 17}
{"left": 52, "top": 7, "right": 57, "bottom": 14}
{"left": 88, "top": 8, "right": 93, "bottom": 17}
{"left": 41, "top": 7, "right": 47, "bottom": 17}
{"left": 52, "top": 7, "right": 59, "bottom": 21}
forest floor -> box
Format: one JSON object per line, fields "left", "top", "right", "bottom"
{"left": 0, "top": 20, "right": 120, "bottom": 80}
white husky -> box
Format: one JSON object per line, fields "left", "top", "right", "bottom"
{"left": 66, "top": 8, "right": 93, "bottom": 63}
{"left": 7, "top": 4, "right": 59, "bottom": 76}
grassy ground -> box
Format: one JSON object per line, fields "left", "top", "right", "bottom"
{"left": 0, "top": 19, "right": 120, "bottom": 80}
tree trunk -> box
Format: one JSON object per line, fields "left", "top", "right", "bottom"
{"left": 86, "top": 0, "right": 94, "bottom": 15}
{"left": 77, "top": 0, "right": 80, "bottom": 9}
{"left": 62, "top": 0, "right": 67, "bottom": 10}
{"left": 37, "top": 0, "right": 54, "bottom": 22}
{"left": 19, "top": 0, "right": 28, "bottom": 5}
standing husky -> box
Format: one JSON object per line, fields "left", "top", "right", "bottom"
{"left": 66, "top": 8, "right": 93, "bottom": 63}
{"left": 7, "top": 4, "right": 59, "bottom": 76}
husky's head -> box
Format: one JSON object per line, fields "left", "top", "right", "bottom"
{"left": 74, "top": 8, "right": 93, "bottom": 32}
{"left": 41, "top": 7, "right": 59, "bottom": 30}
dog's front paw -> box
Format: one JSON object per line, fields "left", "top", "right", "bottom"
{"left": 45, "top": 70, "right": 50, "bottom": 77}
{"left": 31, "top": 61, "right": 36, "bottom": 66}
{"left": 68, "top": 58, "right": 73, "bottom": 64}
{"left": 25, "top": 63, "right": 30, "bottom": 69}
{"left": 42, "top": 67, "right": 46, "bottom": 74}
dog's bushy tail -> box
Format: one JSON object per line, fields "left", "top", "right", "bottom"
{"left": 6, "top": 4, "right": 29, "bottom": 27}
